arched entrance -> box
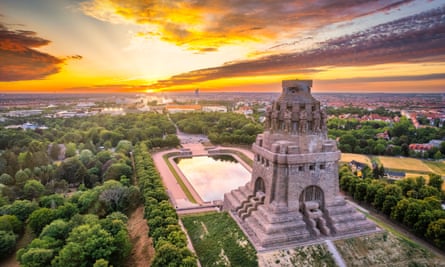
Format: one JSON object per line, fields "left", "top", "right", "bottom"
{"left": 299, "top": 185, "right": 324, "bottom": 210}
{"left": 254, "top": 177, "right": 265, "bottom": 194}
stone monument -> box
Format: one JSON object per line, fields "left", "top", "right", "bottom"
{"left": 224, "top": 80, "right": 377, "bottom": 250}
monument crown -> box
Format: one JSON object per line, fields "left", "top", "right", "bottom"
{"left": 282, "top": 79, "right": 312, "bottom": 94}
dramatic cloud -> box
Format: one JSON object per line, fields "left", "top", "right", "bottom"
{"left": 81, "top": 0, "right": 412, "bottom": 52}
{"left": 148, "top": 6, "right": 445, "bottom": 89}
{"left": 0, "top": 23, "right": 63, "bottom": 81}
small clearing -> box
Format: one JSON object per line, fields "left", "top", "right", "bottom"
{"left": 125, "top": 206, "right": 155, "bottom": 267}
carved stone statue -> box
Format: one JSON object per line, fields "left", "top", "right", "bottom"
{"left": 299, "top": 109, "right": 307, "bottom": 133}
{"left": 312, "top": 109, "right": 320, "bottom": 132}
{"left": 271, "top": 109, "right": 279, "bottom": 132}
{"left": 320, "top": 109, "right": 327, "bottom": 132}
{"left": 265, "top": 106, "right": 272, "bottom": 129}
{"left": 284, "top": 109, "right": 292, "bottom": 133}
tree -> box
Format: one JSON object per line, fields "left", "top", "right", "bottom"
{"left": 403, "top": 199, "right": 424, "bottom": 228}
{"left": 79, "top": 149, "right": 94, "bottom": 166}
{"left": 426, "top": 218, "right": 445, "bottom": 249}
{"left": 52, "top": 224, "right": 116, "bottom": 267}
{"left": 40, "top": 219, "right": 71, "bottom": 241}
{"left": 0, "top": 199, "right": 39, "bottom": 221}
{"left": 414, "top": 209, "right": 445, "bottom": 237}
{"left": 65, "top": 142, "right": 77, "bottom": 158}
{"left": 93, "top": 259, "right": 110, "bottom": 267}
{"left": 49, "top": 143, "right": 61, "bottom": 161}
{"left": 23, "top": 180, "right": 45, "bottom": 200}
{"left": 39, "top": 194, "right": 65, "bottom": 208}
{"left": 0, "top": 230, "right": 16, "bottom": 259}
{"left": 354, "top": 181, "right": 368, "bottom": 201}
{"left": 18, "top": 248, "right": 54, "bottom": 267}
{"left": 0, "top": 214, "right": 23, "bottom": 234}
{"left": 428, "top": 174, "right": 443, "bottom": 192}
{"left": 0, "top": 173, "right": 14, "bottom": 185}
{"left": 28, "top": 208, "right": 57, "bottom": 234}
{"left": 391, "top": 198, "right": 410, "bottom": 223}
{"left": 103, "top": 163, "right": 132, "bottom": 181}
{"left": 152, "top": 241, "right": 197, "bottom": 267}
{"left": 15, "top": 169, "right": 30, "bottom": 188}
{"left": 115, "top": 140, "right": 132, "bottom": 155}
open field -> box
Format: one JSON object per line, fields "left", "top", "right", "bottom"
{"left": 335, "top": 232, "right": 445, "bottom": 267}
{"left": 181, "top": 212, "right": 257, "bottom": 267}
{"left": 376, "top": 156, "right": 434, "bottom": 173}
{"left": 423, "top": 160, "right": 445, "bottom": 175}
{"left": 340, "top": 153, "right": 372, "bottom": 166}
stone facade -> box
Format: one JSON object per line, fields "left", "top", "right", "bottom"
{"left": 224, "top": 80, "right": 377, "bottom": 250}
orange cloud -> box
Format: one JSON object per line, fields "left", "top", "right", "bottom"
{"left": 146, "top": 6, "right": 445, "bottom": 90}
{"left": 0, "top": 23, "right": 63, "bottom": 81}
{"left": 81, "top": 0, "right": 411, "bottom": 52}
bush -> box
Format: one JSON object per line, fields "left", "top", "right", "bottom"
{"left": 0, "top": 230, "right": 16, "bottom": 258}
{"left": 0, "top": 214, "right": 23, "bottom": 234}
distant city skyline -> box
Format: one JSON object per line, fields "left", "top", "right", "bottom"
{"left": 0, "top": 0, "right": 444, "bottom": 93}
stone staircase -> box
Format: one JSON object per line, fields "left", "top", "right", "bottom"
{"left": 243, "top": 205, "right": 311, "bottom": 248}
{"left": 236, "top": 192, "right": 265, "bottom": 220}
{"left": 324, "top": 197, "right": 376, "bottom": 235}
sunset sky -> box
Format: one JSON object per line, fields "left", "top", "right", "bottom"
{"left": 0, "top": 0, "right": 444, "bottom": 93}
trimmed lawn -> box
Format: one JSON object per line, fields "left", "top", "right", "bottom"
{"left": 181, "top": 212, "right": 257, "bottom": 267}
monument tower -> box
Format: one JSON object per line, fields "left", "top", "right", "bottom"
{"left": 224, "top": 80, "right": 377, "bottom": 249}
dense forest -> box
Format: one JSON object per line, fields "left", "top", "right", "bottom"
{"left": 0, "top": 113, "right": 185, "bottom": 266}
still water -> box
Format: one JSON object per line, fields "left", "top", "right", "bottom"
{"left": 174, "top": 155, "right": 251, "bottom": 202}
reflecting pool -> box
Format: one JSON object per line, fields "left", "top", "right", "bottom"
{"left": 174, "top": 155, "right": 251, "bottom": 202}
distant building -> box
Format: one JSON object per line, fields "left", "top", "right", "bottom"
{"left": 349, "top": 160, "right": 368, "bottom": 173}
{"left": 409, "top": 143, "right": 434, "bottom": 153}
{"left": 385, "top": 170, "right": 405, "bottom": 180}
{"left": 7, "top": 109, "right": 42, "bottom": 117}
{"left": 101, "top": 108, "right": 126, "bottom": 116}
{"left": 236, "top": 106, "right": 253, "bottom": 115}
{"left": 376, "top": 130, "right": 389, "bottom": 140}
{"left": 77, "top": 102, "right": 95, "bottom": 108}
{"left": 165, "top": 104, "right": 201, "bottom": 113}
{"left": 5, "top": 122, "right": 47, "bottom": 130}
{"left": 429, "top": 139, "right": 444, "bottom": 148}
{"left": 202, "top": 106, "right": 227, "bottom": 112}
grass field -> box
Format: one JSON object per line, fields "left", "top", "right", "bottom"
{"left": 334, "top": 232, "right": 445, "bottom": 267}
{"left": 376, "top": 156, "right": 434, "bottom": 173}
{"left": 340, "top": 153, "right": 372, "bottom": 166}
{"left": 181, "top": 212, "right": 257, "bottom": 267}
{"left": 423, "top": 160, "right": 445, "bottom": 175}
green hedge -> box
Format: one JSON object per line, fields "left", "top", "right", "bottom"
{"left": 134, "top": 144, "right": 197, "bottom": 267}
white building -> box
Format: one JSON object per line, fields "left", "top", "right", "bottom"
{"left": 202, "top": 106, "right": 227, "bottom": 112}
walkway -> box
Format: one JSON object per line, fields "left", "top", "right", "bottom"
{"left": 152, "top": 150, "right": 199, "bottom": 209}
{"left": 325, "top": 240, "right": 346, "bottom": 267}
